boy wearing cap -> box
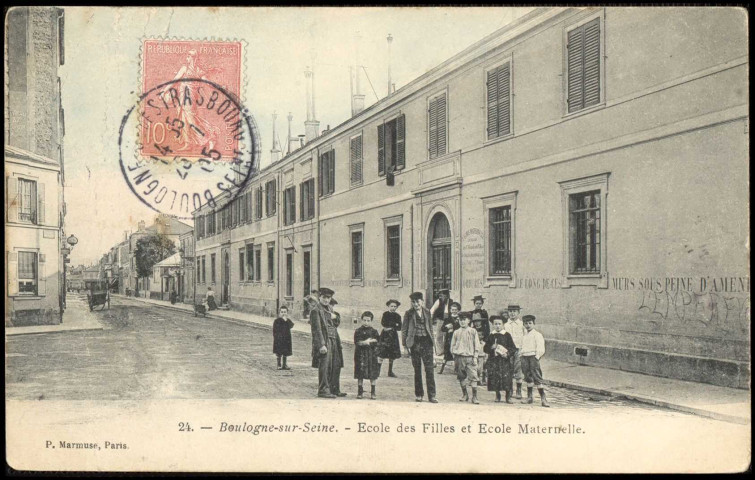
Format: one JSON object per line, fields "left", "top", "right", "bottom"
{"left": 402, "top": 292, "right": 438, "bottom": 403}
{"left": 310, "top": 287, "right": 346, "bottom": 399}
{"left": 504, "top": 305, "right": 525, "bottom": 399}
{"left": 521, "top": 315, "right": 549, "bottom": 407}
{"left": 451, "top": 312, "right": 481, "bottom": 404}
{"left": 469, "top": 295, "right": 490, "bottom": 384}
{"left": 430, "top": 289, "right": 452, "bottom": 358}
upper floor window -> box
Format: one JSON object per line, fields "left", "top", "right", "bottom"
{"left": 319, "top": 149, "right": 335, "bottom": 197}
{"left": 350, "top": 134, "right": 363, "bottom": 186}
{"left": 265, "top": 180, "right": 276, "bottom": 217}
{"left": 7, "top": 177, "right": 45, "bottom": 225}
{"left": 566, "top": 17, "right": 601, "bottom": 113}
{"left": 378, "top": 114, "right": 405, "bottom": 176}
{"left": 283, "top": 186, "right": 296, "bottom": 226}
{"left": 207, "top": 211, "right": 216, "bottom": 235}
{"left": 486, "top": 62, "right": 511, "bottom": 140}
{"left": 300, "top": 178, "right": 315, "bottom": 221}
{"left": 255, "top": 186, "right": 263, "bottom": 219}
{"left": 428, "top": 92, "right": 447, "bottom": 158}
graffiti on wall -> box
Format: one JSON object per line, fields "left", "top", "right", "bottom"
{"left": 613, "top": 276, "right": 751, "bottom": 331}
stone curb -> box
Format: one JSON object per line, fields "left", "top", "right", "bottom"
{"left": 117, "top": 295, "right": 750, "bottom": 425}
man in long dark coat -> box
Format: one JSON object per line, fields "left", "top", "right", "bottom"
{"left": 402, "top": 291, "right": 438, "bottom": 403}
{"left": 310, "top": 287, "right": 346, "bottom": 398}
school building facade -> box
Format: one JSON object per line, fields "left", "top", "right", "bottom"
{"left": 193, "top": 7, "right": 749, "bottom": 388}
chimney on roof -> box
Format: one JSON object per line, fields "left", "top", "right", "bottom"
{"left": 304, "top": 66, "right": 320, "bottom": 143}
{"left": 351, "top": 33, "right": 365, "bottom": 116}
{"left": 287, "top": 112, "right": 295, "bottom": 154}
{"left": 271, "top": 111, "right": 281, "bottom": 163}
{"left": 387, "top": 33, "right": 393, "bottom": 97}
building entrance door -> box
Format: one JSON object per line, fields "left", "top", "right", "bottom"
{"left": 429, "top": 212, "right": 452, "bottom": 302}
{"left": 222, "top": 250, "right": 230, "bottom": 305}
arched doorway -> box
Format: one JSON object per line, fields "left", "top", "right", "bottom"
{"left": 428, "top": 212, "right": 452, "bottom": 302}
{"left": 222, "top": 250, "right": 230, "bottom": 305}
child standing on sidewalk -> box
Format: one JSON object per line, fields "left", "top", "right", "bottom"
{"left": 520, "top": 314, "right": 549, "bottom": 407}
{"left": 439, "top": 302, "right": 462, "bottom": 374}
{"left": 378, "top": 300, "right": 403, "bottom": 378}
{"left": 451, "top": 312, "right": 481, "bottom": 404}
{"left": 483, "top": 315, "right": 517, "bottom": 403}
{"left": 354, "top": 311, "right": 381, "bottom": 399}
{"left": 273, "top": 305, "right": 295, "bottom": 370}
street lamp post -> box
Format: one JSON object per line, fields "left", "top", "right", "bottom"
{"left": 62, "top": 234, "right": 78, "bottom": 319}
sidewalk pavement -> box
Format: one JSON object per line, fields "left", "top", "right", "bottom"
{"left": 118, "top": 295, "right": 751, "bottom": 425}
{"left": 6, "top": 295, "right": 104, "bottom": 336}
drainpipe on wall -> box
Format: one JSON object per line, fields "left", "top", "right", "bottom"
{"left": 315, "top": 147, "right": 321, "bottom": 293}
{"left": 409, "top": 204, "right": 414, "bottom": 294}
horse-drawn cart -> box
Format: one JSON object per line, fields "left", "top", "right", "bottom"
{"left": 85, "top": 280, "right": 110, "bottom": 311}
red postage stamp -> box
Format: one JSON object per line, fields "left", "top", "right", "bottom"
{"left": 140, "top": 39, "right": 243, "bottom": 158}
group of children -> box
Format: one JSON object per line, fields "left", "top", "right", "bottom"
{"left": 271, "top": 294, "right": 549, "bottom": 407}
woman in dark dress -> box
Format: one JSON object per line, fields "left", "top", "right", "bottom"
{"left": 272, "top": 305, "right": 295, "bottom": 370}
{"left": 439, "top": 302, "right": 462, "bottom": 374}
{"left": 484, "top": 315, "right": 518, "bottom": 403}
{"left": 354, "top": 311, "right": 381, "bottom": 399}
{"left": 378, "top": 299, "right": 403, "bottom": 377}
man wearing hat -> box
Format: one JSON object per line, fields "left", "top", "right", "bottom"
{"left": 469, "top": 295, "right": 490, "bottom": 384}
{"left": 504, "top": 304, "right": 525, "bottom": 399}
{"left": 310, "top": 287, "right": 346, "bottom": 398}
{"left": 402, "top": 292, "right": 438, "bottom": 403}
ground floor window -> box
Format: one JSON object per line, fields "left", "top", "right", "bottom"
{"left": 18, "top": 251, "right": 38, "bottom": 295}
{"left": 267, "top": 243, "right": 275, "bottom": 282}
{"left": 239, "top": 248, "right": 245, "bottom": 281}
{"left": 246, "top": 244, "right": 254, "bottom": 281}
{"left": 211, "top": 254, "right": 216, "bottom": 283}
{"left": 285, "top": 250, "right": 293, "bottom": 298}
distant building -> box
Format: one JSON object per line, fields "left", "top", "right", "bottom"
{"left": 150, "top": 252, "right": 182, "bottom": 301}
{"left": 5, "top": 7, "right": 66, "bottom": 326}
{"left": 66, "top": 265, "right": 85, "bottom": 291}
{"left": 193, "top": 7, "right": 749, "bottom": 388}
{"left": 179, "top": 230, "right": 195, "bottom": 304}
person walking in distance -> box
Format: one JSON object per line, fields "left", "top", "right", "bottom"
{"left": 273, "top": 305, "right": 295, "bottom": 370}
{"left": 504, "top": 304, "right": 525, "bottom": 399}
{"left": 310, "top": 288, "right": 346, "bottom": 398}
{"left": 402, "top": 292, "right": 438, "bottom": 403}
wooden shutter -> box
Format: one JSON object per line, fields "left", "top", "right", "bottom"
{"left": 7, "top": 251, "right": 18, "bottom": 296}
{"left": 497, "top": 63, "right": 510, "bottom": 136}
{"left": 377, "top": 123, "right": 385, "bottom": 176}
{"left": 583, "top": 18, "right": 601, "bottom": 109}
{"left": 428, "top": 97, "right": 438, "bottom": 158}
{"left": 318, "top": 152, "right": 325, "bottom": 197}
{"left": 7, "top": 176, "right": 18, "bottom": 222}
{"left": 350, "top": 136, "right": 362, "bottom": 185}
{"left": 567, "top": 24, "right": 585, "bottom": 113}
{"left": 436, "top": 94, "right": 447, "bottom": 156}
{"left": 37, "top": 182, "right": 45, "bottom": 225}
{"left": 396, "top": 114, "right": 405, "bottom": 169}
{"left": 308, "top": 179, "right": 314, "bottom": 218}
{"left": 328, "top": 150, "right": 335, "bottom": 194}
{"left": 486, "top": 69, "right": 499, "bottom": 139}
{"left": 290, "top": 187, "right": 296, "bottom": 223}
{"left": 299, "top": 183, "right": 304, "bottom": 221}
{"left": 271, "top": 181, "right": 277, "bottom": 214}
{"left": 37, "top": 252, "right": 46, "bottom": 295}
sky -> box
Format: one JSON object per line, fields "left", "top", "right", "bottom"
{"left": 60, "top": 6, "right": 534, "bottom": 266}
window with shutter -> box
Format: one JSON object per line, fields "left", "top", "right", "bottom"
{"left": 486, "top": 63, "right": 511, "bottom": 139}
{"left": 350, "top": 135, "right": 363, "bottom": 186}
{"left": 328, "top": 150, "right": 335, "bottom": 194}
{"left": 396, "top": 114, "right": 405, "bottom": 169}
{"left": 429, "top": 94, "right": 447, "bottom": 159}
{"left": 256, "top": 187, "right": 263, "bottom": 219}
{"left": 246, "top": 244, "right": 254, "bottom": 281}
{"left": 377, "top": 124, "right": 385, "bottom": 176}
{"left": 567, "top": 17, "right": 601, "bottom": 113}
{"left": 7, "top": 177, "right": 19, "bottom": 223}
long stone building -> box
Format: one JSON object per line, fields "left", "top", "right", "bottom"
{"left": 192, "top": 7, "right": 749, "bottom": 388}
{"left": 5, "top": 7, "right": 67, "bottom": 326}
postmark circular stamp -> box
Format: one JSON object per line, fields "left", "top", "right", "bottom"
{"left": 118, "top": 77, "right": 259, "bottom": 219}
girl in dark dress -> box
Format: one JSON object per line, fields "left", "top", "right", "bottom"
{"left": 272, "top": 305, "right": 295, "bottom": 370}
{"left": 354, "top": 311, "right": 380, "bottom": 399}
{"left": 439, "top": 302, "right": 462, "bottom": 374}
{"left": 484, "top": 315, "right": 518, "bottom": 403}
{"left": 378, "top": 299, "right": 403, "bottom": 377}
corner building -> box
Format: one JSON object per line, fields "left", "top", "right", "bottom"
{"left": 193, "top": 7, "right": 749, "bottom": 388}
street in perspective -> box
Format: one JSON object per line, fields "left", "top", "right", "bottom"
{"left": 5, "top": 6, "right": 750, "bottom": 474}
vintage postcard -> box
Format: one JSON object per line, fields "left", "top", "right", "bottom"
{"left": 4, "top": 6, "right": 750, "bottom": 473}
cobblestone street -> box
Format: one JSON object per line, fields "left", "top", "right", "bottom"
{"left": 5, "top": 295, "right": 689, "bottom": 415}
